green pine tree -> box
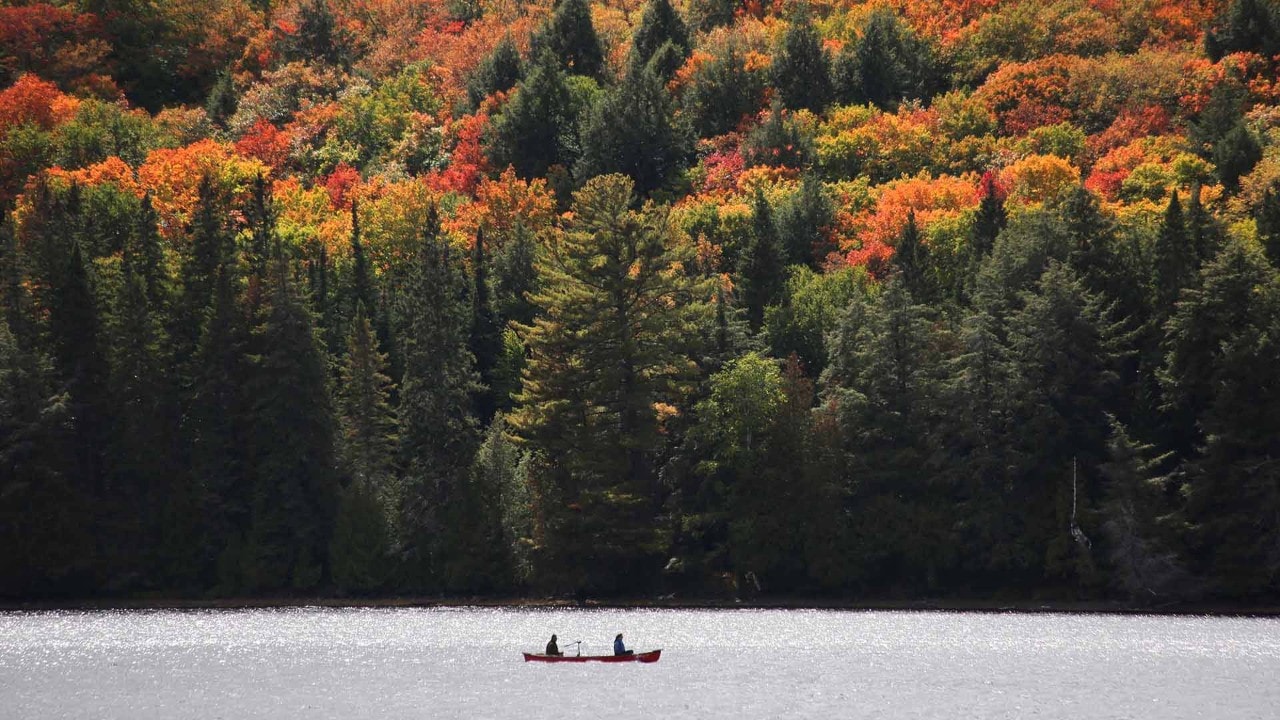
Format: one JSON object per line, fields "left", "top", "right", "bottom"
{"left": 771, "top": 9, "right": 832, "bottom": 112}
{"left": 510, "top": 174, "right": 709, "bottom": 595}
{"left": 394, "top": 206, "right": 487, "bottom": 592}
{"left": 575, "top": 64, "right": 691, "bottom": 195}
{"left": 736, "top": 190, "right": 785, "bottom": 331}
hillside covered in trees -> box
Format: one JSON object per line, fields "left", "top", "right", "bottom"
{"left": 2, "top": 0, "right": 1280, "bottom": 604}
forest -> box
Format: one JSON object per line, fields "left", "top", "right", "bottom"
{"left": 1, "top": 0, "right": 1279, "bottom": 604}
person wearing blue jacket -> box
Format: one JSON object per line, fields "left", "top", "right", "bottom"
{"left": 613, "top": 633, "right": 633, "bottom": 656}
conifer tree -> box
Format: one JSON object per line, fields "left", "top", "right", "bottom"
{"left": 1214, "top": 122, "right": 1262, "bottom": 191}
{"left": 971, "top": 173, "right": 1007, "bottom": 261}
{"left": 774, "top": 173, "right": 835, "bottom": 268}
{"left": 468, "top": 36, "right": 524, "bottom": 108}
{"left": 683, "top": 41, "right": 766, "bottom": 138}
{"left": 576, "top": 64, "right": 691, "bottom": 195}
{"left": 395, "top": 206, "right": 486, "bottom": 592}
{"left": 49, "top": 242, "right": 109, "bottom": 498}
{"left": 1205, "top": 0, "right": 1280, "bottom": 61}
{"left": 541, "top": 0, "right": 605, "bottom": 78}
{"left": 470, "top": 228, "right": 503, "bottom": 423}
{"left": 242, "top": 239, "right": 340, "bottom": 593}
{"left": 104, "top": 203, "right": 174, "bottom": 581}
{"left": 488, "top": 51, "right": 576, "bottom": 180}
{"left": 736, "top": 190, "right": 785, "bottom": 330}
{"left": 892, "top": 210, "right": 931, "bottom": 302}
{"left": 1163, "top": 240, "right": 1280, "bottom": 594}
{"left": 511, "top": 174, "right": 708, "bottom": 594}
{"left": 1153, "top": 192, "right": 1195, "bottom": 313}
{"left": 630, "top": 0, "right": 690, "bottom": 68}
{"left": 493, "top": 224, "right": 540, "bottom": 327}
{"left": 330, "top": 303, "right": 397, "bottom": 594}
{"left": 834, "top": 9, "right": 942, "bottom": 109}
{"left": 771, "top": 9, "right": 832, "bottom": 113}
{"left": 174, "top": 175, "right": 232, "bottom": 368}
{"left": 1257, "top": 182, "right": 1280, "bottom": 267}
{"left": 188, "top": 258, "right": 253, "bottom": 592}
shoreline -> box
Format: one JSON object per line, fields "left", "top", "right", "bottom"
{"left": 3, "top": 596, "right": 1278, "bottom": 617}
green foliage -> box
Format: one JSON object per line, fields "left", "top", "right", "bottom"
{"left": 1206, "top": 0, "right": 1280, "bottom": 61}
{"left": 394, "top": 207, "right": 485, "bottom": 592}
{"left": 283, "top": 0, "right": 358, "bottom": 69}
{"left": 511, "top": 174, "right": 709, "bottom": 594}
{"left": 630, "top": 0, "right": 690, "bottom": 69}
{"left": 771, "top": 10, "right": 831, "bottom": 113}
{"left": 1258, "top": 182, "right": 1280, "bottom": 267}
{"left": 468, "top": 36, "right": 524, "bottom": 109}
{"left": 575, "top": 64, "right": 692, "bottom": 195}
{"left": 742, "top": 103, "right": 812, "bottom": 170}
{"left": 682, "top": 41, "right": 767, "bottom": 138}
{"left": 764, "top": 266, "right": 864, "bottom": 376}
{"left": 774, "top": 173, "right": 835, "bottom": 268}
{"left": 736, "top": 190, "right": 785, "bottom": 330}
{"left": 539, "top": 0, "right": 605, "bottom": 79}
{"left": 833, "top": 9, "right": 944, "bottom": 110}
{"left": 488, "top": 51, "right": 580, "bottom": 180}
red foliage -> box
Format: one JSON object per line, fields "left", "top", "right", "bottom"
{"left": 839, "top": 238, "right": 894, "bottom": 279}
{"left": 425, "top": 112, "right": 490, "bottom": 197}
{"left": 1085, "top": 105, "right": 1171, "bottom": 161}
{"left": 974, "top": 169, "right": 1007, "bottom": 203}
{"left": 234, "top": 118, "right": 292, "bottom": 171}
{"left": 325, "top": 163, "right": 361, "bottom": 210}
{"left": 0, "top": 4, "right": 110, "bottom": 91}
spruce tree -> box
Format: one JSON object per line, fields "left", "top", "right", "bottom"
{"left": 1205, "top": 0, "right": 1280, "bottom": 61}
{"left": 1214, "top": 122, "right": 1262, "bottom": 191}
{"left": 1153, "top": 192, "right": 1195, "bottom": 313}
{"left": 630, "top": 0, "right": 690, "bottom": 68}
{"left": 1257, "top": 182, "right": 1280, "bottom": 267}
{"left": 330, "top": 303, "right": 397, "bottom": 595}
{"left": 892, "top": 210, "right": 932, "bottom": 302}
{"left": 736, "top": 190, "right": 785, "bottom": 330}
{"left": 395, "top": 207, "right": 487, "bottom": 592}
{"left": 49, "top": 242, "right": 110, "bottom": 501}
{"left": 511, "top": 174, "right": 708, "bottom": 594}
{"left": 682, "top": 41, "right": 766, "bottom": 138}
{"left": 242, "top": 247, "right": 340, "bottom": 593}
{"left": 771, "top": 9, "right": 832, "bottom": 113}
{"left": 774, "top": 173, "right": 836, "bottom": 268}
{"left": 834, "top": 9, "right": 942, "bottom": 109}
{"left": 541, "top": 0, "right": 605, "bottom": 78}
{"left": 488, "top": 51, "right": 576, "bottom": 180}
{"left": 575, "top": 64, "right": 691, "bottom": 195}
{"left": 468, "top": 36, "right": 524, "bottom": 108}
{"left": 470, "top": 228, "right": 503, "bottom": 423}
{"left": 1163, "top": 240, "right": 1280, "bottom": 595}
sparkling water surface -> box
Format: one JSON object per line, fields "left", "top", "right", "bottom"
{"left": 2, "top": 607, "right": 1277, "bottom": 719}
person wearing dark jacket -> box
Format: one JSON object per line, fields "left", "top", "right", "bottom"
{"left": 546, "top": 634, "right": 563, "bottom": 656}
{"left": 613, "top": 633, "right": 632, "bottom": 656}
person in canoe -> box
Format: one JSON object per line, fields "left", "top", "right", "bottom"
{"left": 546, "top": 634, "right": 563, "bottom": 656}
{"left": 613, "top": 633, "right": 633, "bottom": 656}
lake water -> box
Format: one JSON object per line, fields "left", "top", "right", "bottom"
{"left": 1, "top": 607, "right": 1277, "bottom": 719}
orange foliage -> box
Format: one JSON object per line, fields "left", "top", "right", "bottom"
{"left": 137, "top": 140, "right": 269, "bottom": 239}
{"left": 44, "top": 156, "right": 141, "bottom": 197}
{"left": 0, "top": 74, "right": 79, "bottom": 133}
{"left": 999, "top": 154, "right": 1079, "bottom": 205}
{"left": 852, "top": 172, "right": 979, "bottom": 248}
{"left": 455, "top": 167, "right": 556, "bottom": 245}
{"left": 975, "top": 55, "right": 1084, "bottom": 135}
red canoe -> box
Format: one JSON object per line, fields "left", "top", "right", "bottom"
{"left": 523, "top": 650, "right": 662, "bottom": 664}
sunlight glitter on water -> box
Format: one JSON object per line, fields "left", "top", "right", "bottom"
{"left": 2, "top": 607, "right": 1278, "bottom": 719}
